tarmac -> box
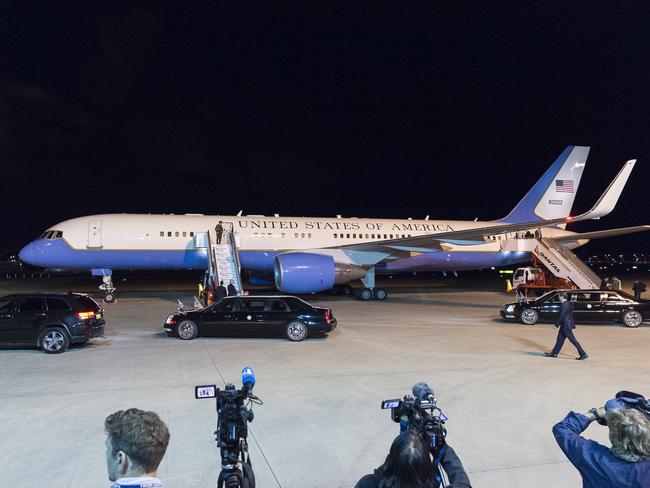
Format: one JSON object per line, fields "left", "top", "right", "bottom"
{"left": 0, "top": 273, "right": 648, "bottom": 488}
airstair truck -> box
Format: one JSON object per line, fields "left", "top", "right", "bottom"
{"left": 511, "top": 264, "right": 572, "bottom": 297}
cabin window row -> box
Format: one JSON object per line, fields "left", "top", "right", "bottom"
{"left": 250, "top": 233, "right": 315, "bottom": 238}
{"left": 160, "top": 231, "right": 196, "bottom": 237}
{"left": 333, "top": 233, "right": 411, "bottom": 239}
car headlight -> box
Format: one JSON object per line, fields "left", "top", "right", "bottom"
{"left": 505, "top": 304, "right": 515, "bottom": 313}
{"left": 165, "top": 314, "right": 176, "bottom": 324}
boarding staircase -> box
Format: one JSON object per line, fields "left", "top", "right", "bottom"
{"left": 501, "top": 233, "right": 601, "bottom": 289}
{"left": 207, "top": 223, "right": 243, "bottom": 294}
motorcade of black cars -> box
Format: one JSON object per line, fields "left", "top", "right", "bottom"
{"left": 164, "top": 295, "right": 336, "bottom": 341}
{"left": 0, "top": 292, "right": 105, "bottom": 353}
{"left": 501, "top": 289, "right": 649, "bottom": 327}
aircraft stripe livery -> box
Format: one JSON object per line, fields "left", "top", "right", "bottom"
{"left": 19, "top": 146, "right": 647, "bottom": 298}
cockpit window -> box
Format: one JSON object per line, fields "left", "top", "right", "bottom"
{"left": 40, "top": 230, "right": 63, "bottom": 240}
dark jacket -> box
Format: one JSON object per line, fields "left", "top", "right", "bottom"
{"left": 227, "top": 283, "right": 238, "bottom": 296}
{"left": 553, "top": 411, "right": 650, "bottom": 488}
{"left": 215, "top": 285, "right": 227, "bottom": 300}
{"left": 355, "top": 445, "right": 471, "bottom": 488}
{"left": 555, "top": 300, "right": 576, "bottom": 331}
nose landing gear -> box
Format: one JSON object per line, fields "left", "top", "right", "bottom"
{"left": 94, "top": 272, "right": 117, "bottom": 303}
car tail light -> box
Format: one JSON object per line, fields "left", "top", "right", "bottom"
{"left": 325, "top": 309, "right": 332, "bottom": 324}
{"left": 76, "top": 311, "right": 95, "bottom": 320}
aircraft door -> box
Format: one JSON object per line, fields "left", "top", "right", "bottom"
{"left": 87, "top": 220, "right": 103, "bottom": 248}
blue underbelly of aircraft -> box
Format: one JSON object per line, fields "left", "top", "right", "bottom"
{"left": 19, "top": 239, "right": 529, "bottom": 273}
{"left": 378, "top": 251, "right": 530, "bottom": 272}
{"left": 20, "top": 239, "right": 210, "bottom": 270}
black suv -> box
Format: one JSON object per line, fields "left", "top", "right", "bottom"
{"left": 164, "top": 295, "right": 337, "bottom": 341}
{"left": 0, "top": 292, "right": 105, "bottom": 353}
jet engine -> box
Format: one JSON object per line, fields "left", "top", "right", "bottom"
{"left": 274, "top": 253, "right": 367, "bottom": 293}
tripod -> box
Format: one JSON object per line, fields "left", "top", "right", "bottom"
{"left": 217, "top": 441, "right": 256, "bottom": 488}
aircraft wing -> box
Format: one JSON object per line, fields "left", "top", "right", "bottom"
{"left": 336, "top": 159, "right": 637, "bottom": 257}
{"left": 554, "top": 225, "right": 650, "bottom": 243}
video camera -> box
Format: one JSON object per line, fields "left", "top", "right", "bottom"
{"left": 596, "top": 390, "right": 650, "bottom": 426}
{"left": 195, "top": 367, "right": 263, "bottom": 488}
{"left": 382, "top": 383, "right": 448, "bottom": 460}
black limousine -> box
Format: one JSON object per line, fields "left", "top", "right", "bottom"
{"left": 501, "top": 289, "right": 649, "bottom": 327}
{"left": 164, "top": 295, "right": 337, "bottom": 341}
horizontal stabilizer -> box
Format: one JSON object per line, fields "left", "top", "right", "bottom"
{"left": 555, "top": 225, "right": 650, "bottom": 243}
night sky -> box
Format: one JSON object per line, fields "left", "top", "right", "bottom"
{"left": 1, "top": 2, "right": 648, "bottom": 255}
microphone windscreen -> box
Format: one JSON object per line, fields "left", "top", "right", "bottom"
{"left": 242, "top": 366, "right": 256, "bottom": 387}
{"left": 412, "top": 382, "right": 434, "bottom": 400}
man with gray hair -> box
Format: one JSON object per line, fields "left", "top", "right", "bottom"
{"left": 544, "top": 292, "right": 588, "bottom": 360}
{"left": 553, "top": 401, "right": 650, "bottom": 487}
{"left": 105, "top": 408, "right": 170, "bottom": 488}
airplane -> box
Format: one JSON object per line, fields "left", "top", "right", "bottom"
{"left": 19, "top": 146, "right": 648, "bottom": 301}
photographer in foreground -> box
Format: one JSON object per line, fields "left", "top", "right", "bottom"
{"left": 104, "top": 408, "right": 170, "bottom": 488}
{"left": 552, "top": 391, "right": 650, "bottom": 487}
{"left": 356, "top": 383, "right": 471, "bottom": 488}
{"left": 355, "top": 428, "right": 470, "bottom": 488}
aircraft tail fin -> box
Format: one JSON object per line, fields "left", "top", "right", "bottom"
{"left": 499, "top": 146, "right": 590, "bottom": 226}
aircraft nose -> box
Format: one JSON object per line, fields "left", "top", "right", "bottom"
{"left": 19, "top": 240, "right": 44, "bottom": 267}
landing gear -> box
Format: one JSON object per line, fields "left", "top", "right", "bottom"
{"left": 356, "top": 287, "right": 388, "bottom": 301}
{"left": 374, "top": 288, "right": 388, "bottom": 301}
{"left": 357, "top": 288, "right": 373, "bottom": 301}
{"left": 356, "top": 267, "right": 389, "bottom": 301}
{"left": 99, "top": 275, "right": 116, "bottom": 303}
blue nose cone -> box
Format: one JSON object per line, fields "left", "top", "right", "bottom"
{"left": 19, "top": 240, "right": 47, "bottom": 267}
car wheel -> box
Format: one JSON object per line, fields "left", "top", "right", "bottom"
{"left": 177, "top": 320, "right": 199, "bottom": 340}
{"left": 39, "top": 328, "right": 70, "bottom": 354}
{"left": 286, "top": 321, "right": 308, "bottom": 341}
{"left": 520, "top": 308, "right": 539, "bottom": 325}
{"left": 622, "top": 310, "right": 643, "bottom": 328}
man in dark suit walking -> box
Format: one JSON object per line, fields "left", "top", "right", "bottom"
{"left": 545, "top": 293, "right": 588, "bottom": 360}
{"left": 215, "top": 280, "right": 227, "bottom": 300}
{"left": 227, "top": 279, "right": 238, "bottom": 296}
{"left": 215, "top": 221, "right": 224, "bottom": 244}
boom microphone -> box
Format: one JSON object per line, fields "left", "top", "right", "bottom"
{"left": 242, "top": 366, "right": 256, "bottom": 392}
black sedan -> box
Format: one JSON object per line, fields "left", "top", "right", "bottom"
{"left": 501, "top": 289, "right": 649, "bottom": 327}
{"left": 164, "top": 295, "right": 337, "bottom": 341}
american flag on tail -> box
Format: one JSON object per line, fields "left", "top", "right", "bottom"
{"left": 555, "top": 179, "right": 574, "bottom": 193}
